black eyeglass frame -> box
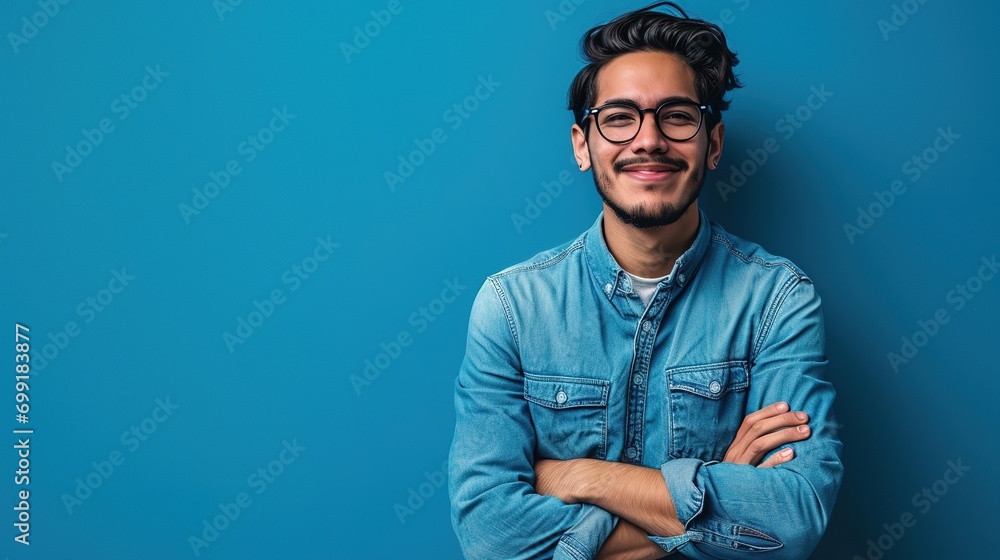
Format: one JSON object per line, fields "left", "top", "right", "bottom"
{"left": 583, "top": 100, "right": 710, "bottom": 144}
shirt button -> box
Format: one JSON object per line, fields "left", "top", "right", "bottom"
{"left": 555, "top": 390, "right": 568, "bottom": 404}
{"left": 709, "top": 380, "right": 722, "bottom": 394}
{"left": 678, "top": 274, "right": 686, "bottom": 285}
{"left": 641, "top": 321, "right": 651, "bottom": 332}
{"left": 604, "top": 283, "right": 613, "bottom": 295}
{"left": 633, "top": 375, "right": 644, "bottom": 385}
{"left": 626, "top": 447, "right": 637, "bottom": 459}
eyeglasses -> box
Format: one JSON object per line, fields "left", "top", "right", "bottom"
{"left": 584, "top": 100, "right": 709, "bottom": 144}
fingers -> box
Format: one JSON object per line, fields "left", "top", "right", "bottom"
{"left": 740, "top": 423, "right": 811, "bottom": 464}
{"left": 726, "top": 410, "right": 808, "bottom": 461}
{"left": 730, "top": 402, "right": 791, "bottom": 444}
{"left": 744, "top": 411, "right": 810, "bottom": 442}
{"left": 758, "top": 447, "right": 795, "bottom": 469}
{"left": 723, "top": 402, "right": 812, "bottom": 465}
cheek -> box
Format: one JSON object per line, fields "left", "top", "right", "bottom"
{"left": 591, "top": 145, "right": 623, "bottom": 169}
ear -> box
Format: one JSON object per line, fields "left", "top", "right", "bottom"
{"left": 571, "top": 123, "right": 592, "bottom": 171}
{"left": 706, "top": 120, "right": 725, "bottom": 170}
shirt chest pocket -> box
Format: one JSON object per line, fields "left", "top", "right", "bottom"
{"left": 667, "top": 361, "right": 749, "bottom": 462}
{"left": 523, "top": 373, "right": 609, "bottom": 461}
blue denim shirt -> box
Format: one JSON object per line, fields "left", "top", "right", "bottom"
{"left": 449, "top": 210, "right": 843, "bottom": 559}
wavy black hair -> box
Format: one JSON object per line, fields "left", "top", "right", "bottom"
{"left": 568, "top": 2, "right": 742, "bottom": 133}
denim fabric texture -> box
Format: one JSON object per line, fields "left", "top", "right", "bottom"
{"left": 449, "top": 210, "right": 843, "bottom": 559}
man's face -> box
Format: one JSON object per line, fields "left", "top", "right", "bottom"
{"left": 572, "top": 51, "right": 724, "bottom": 229}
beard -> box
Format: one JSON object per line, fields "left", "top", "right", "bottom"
{"left": 592, "top": 153, "right": 706, "bottom": 229}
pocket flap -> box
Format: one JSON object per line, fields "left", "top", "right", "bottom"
{"left": 668, "top": 361, "right": 748, "bottom": 400}
{"left": 523, "top": 373, "right": 609, "bottom": 409}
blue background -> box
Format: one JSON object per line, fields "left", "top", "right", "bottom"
{"left": 2, "top": 0, "right": 997, "bottom": 558}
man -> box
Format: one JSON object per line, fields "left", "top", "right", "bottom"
{"left": 448, "top": 3, "right": 843, "bottom": 559}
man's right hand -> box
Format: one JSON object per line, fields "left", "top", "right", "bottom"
{"left": 723, "top": 402, "right": 811, "bottom": 468}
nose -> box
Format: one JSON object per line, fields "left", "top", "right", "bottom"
{"left": 629, "top": 109, "right": 670, "bottom": 154}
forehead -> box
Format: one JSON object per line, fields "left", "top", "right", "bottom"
{"left": 594, "top": 51, "right": 698, "bottom": 105}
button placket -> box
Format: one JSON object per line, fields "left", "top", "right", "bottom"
{"left": 625, "top": 308, "right": 661, "bottom": 464}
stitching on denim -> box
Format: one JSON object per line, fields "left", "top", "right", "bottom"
{"left": 557, "top": 534, "right": 591, "bottom": 560}
{"left": 666, "top": 361, "right": 749, "bottom": 458}
{"left": 710, "top": 232, "right": 805, "bottom": 278}
{"left": 487, "top": 276, "right": 520, "bottom": 358}
{"left": 678, "top": 518, "right": 784, "bottom": 552}
{"left": 695, "top": 537, "right": 782, "bottom": 553}
{"left": 667, "top": 362, "right": 750, "bottom": 398}
{"left": 600, "top": 392, "right": 608, "bottom": 460}
{"left": 522, "top": 373, "right": 611, "bottom": 386}
{"left": 523, "top": 374, "right": 610, "bottom": 408}
{"left": 683, "top": 462, "right": 706, "bottom": 527}
{"left": 493, "top": 238, "right": 585, "bottom": 278}
{"left": 666, "top": 360, "right": 750, "bottom": 376}
{"left": 709, "top": 231, "right": 812, "bottom": 364}
{"left": 752, "top": 274, "right": 804, "bottom": 363}
{"left": 736, "top": 524, "right": 782, "bottom": 544}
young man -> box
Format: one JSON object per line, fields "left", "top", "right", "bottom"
{"left": 448, "top": 3, "right": 843, "bottom": 559}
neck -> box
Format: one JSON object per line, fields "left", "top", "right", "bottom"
{"left": 602, "top": 203, "right": 700, "bottom": 278}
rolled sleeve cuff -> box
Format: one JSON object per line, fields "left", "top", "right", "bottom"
{"left": 650, "top": 459, "right": 789, "bottom": 558}
{"left": 554, "top": 504, "right": 618, "bottom": 560}
{"left": 648, "top": 458, "right": 710, "bottom": 557}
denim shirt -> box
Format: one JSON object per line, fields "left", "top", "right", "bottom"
{"left": 449, "top": 210, "right": 843, "bottom": 559}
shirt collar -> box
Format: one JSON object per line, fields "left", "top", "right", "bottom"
{"left": 584, "top": 208, "right": 712, "bottom": 302}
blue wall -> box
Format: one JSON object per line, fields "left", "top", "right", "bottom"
{"left": 2, "top": 1, "right": 996, "bottom": 558}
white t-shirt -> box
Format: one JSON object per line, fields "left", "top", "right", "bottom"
{"left": 625, "top": 270, "right": 671, "bottom": 307}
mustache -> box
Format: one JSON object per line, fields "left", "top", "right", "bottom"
{"left": 613, "top": 156, "right": 689, "bottom": 174}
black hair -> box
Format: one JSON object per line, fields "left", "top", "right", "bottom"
{"left": 568, "top": 2, "right": 742, "bottom": 132}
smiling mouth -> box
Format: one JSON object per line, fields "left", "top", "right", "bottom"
{"left": 615, "top": 157, "right": 687, "bottom": 183}
{"left": 619, "top": 164, "right": 681, "bottom": 182}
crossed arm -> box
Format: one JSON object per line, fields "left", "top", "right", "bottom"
{"left": 450, "top": 279, "right": 841, "bottom": 559}
{"left": 534, "top": 403, "right": 813, "bottom": 560}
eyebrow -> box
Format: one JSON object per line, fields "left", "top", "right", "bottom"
{"left": 598, "top": 95, "right": 699, "bottom": 107}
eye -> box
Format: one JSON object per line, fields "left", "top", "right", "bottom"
{"left": 601, "top": 110, "right": 637, "bottom": 127}
{"left": 660, "top": 110, "right": 697, "bottom": 123}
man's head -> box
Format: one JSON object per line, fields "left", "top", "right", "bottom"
{"left": 568, "top": 2, "right": 741, "bottom": 230}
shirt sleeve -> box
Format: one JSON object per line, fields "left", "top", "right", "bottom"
{"left": 651, "top": 278, "right": 844, "bottom": 559}
{"left": 449, "top": 279, "right": 617, "bottom": 560}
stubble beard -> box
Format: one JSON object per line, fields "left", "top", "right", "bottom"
{"left": 593, "top": 153, "right": 706, "bottom": 230}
